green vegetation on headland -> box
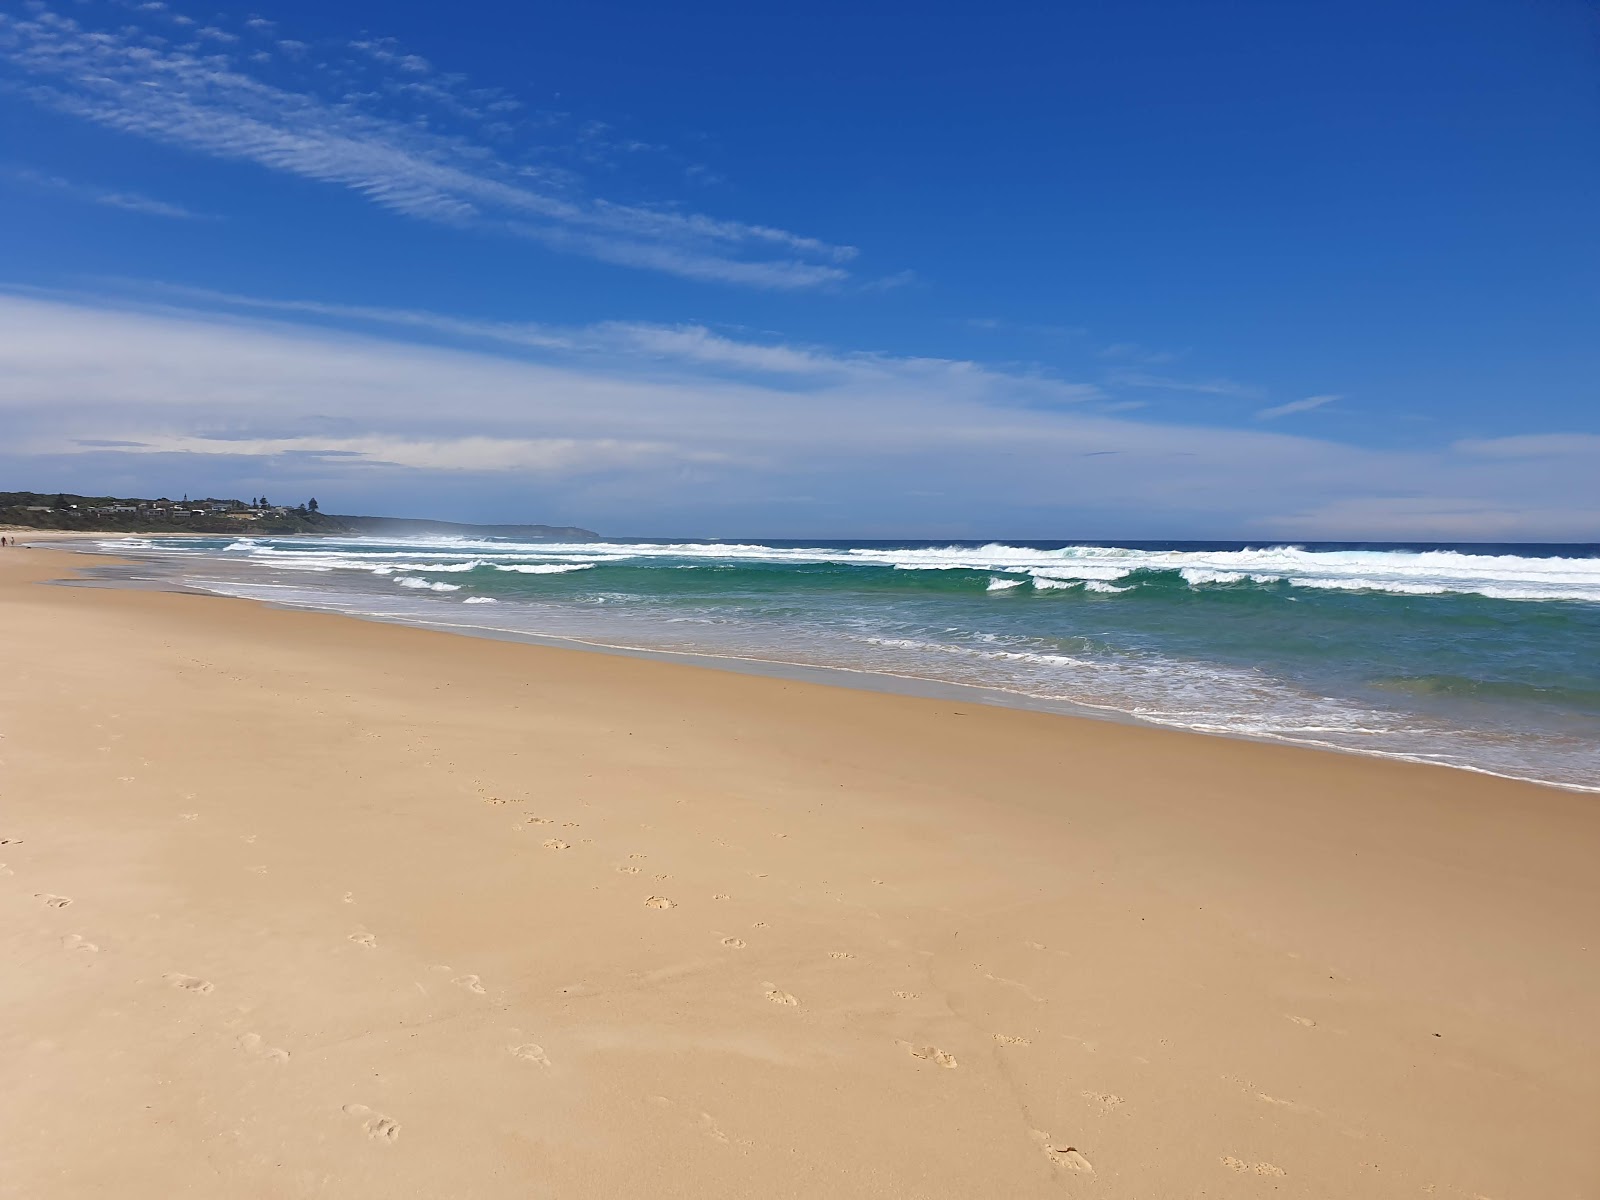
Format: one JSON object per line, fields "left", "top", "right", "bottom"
{"left": 0, "top": 492, "right": 597, "bottom": 540}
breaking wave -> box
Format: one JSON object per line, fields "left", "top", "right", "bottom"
{"left": 202, "top": 537, "right": 1600, "bottom": 604}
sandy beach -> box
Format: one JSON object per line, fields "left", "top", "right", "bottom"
{"left": 1, "top": 544, "right": 1596, "bottom": 1199}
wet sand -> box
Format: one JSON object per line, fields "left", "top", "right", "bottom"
{"left": 2, "top": 545, "right": 1596, "bottom": 1198}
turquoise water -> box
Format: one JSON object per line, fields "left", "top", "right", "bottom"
{"left": 92, "top": 535, "right": 1600, "bottom": 791}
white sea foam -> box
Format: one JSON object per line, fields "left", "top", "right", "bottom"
{"left": 492, "top": 563, "right": 595, "bottom": 574}
{"left": 101, "top": 533, "right": 1597, "bottom": 792}
{"left": 209, "top": 535, "right": 1600, "bottom": 603}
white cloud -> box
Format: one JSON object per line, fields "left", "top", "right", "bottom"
{"left": 0, "top": 7, "right": 854, "bottom": 288}
{"left": 93, "top": 433, "right": 730, "bottom": 474}
{"left": 0, "top": 288, "right": 1595, "bottom": 539}
{"left": 88, "top": 281, "right": 1103, "bottom": 400}
{"left": 5, "top": 167, "right": 209, "bottom": 220}
{"left": 1108, "top": 370, "right": 1261, "bottom": 398}
{"left": 1258, "top": 496, "right": 1600, "bottom": 540}
{"left": 1257, "top": 393, "right": 1339, "bottom": 420}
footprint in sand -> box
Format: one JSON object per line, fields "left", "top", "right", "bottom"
{"left": 1223, "top": 1157, "right": 1286, "bottom": 1177}
{"left": 720, "top": 936, "right": 746, "bottom": 949}
{"left": 1082, "top": 1090, "right": 1124, "bottom": 1111}
{"left": 349, "top": 932, "right": 377, "bottom": 948}
{"left": 179, "top": 813, "right": 199, "bottom": 821}
{"left": 616, "top": 864, "right": 641, "bottom": 874}
{"left": 1031, "top": 1132, "right": 1094, "bottom": 1173}
{"left": 763, "top": 984, "right": 799, "bottom": 1006}
{"left": 542, "top": 839, "right": 571, "bottom": 851}
{"left": 893, "top": 990, "right": 918, "bottom": 1000}
{"left": 628, "top": 853, "right": 647, "bottom": 860}
{"left": 36, "top": 894, "right": 72, "bottom": 909}
{"left": 165, "top": 973, "right": 214, "bottom": 994}
{"left": 524, "top": 817, "right": 553, "bottom": 825}
{"left": 906, "top": 1044, "right": 958, "bottom": 1068}
{"left": 342, "top": 892, "right": 355, "bottom": 904}
{"left": 0, "top": 838, "right": 24, "bottom": 846}
{"left": 60, "top": 934, "right": 99, "bottom": 952}
{"left": 453, "top": 974, "right": 486, "bottom": 994}
{"left": 644, "top": 896, "right": 676, "bottom": 910}
{"left": 509, "top": 1043, "right": 551, "bottom": 1066}
{"left": 827, "top": 951, "right": 855, "bottom": 960}
{"left": 343, "top": 1104, "right": 400, "bottom": 1143}
{"left": 711, "top": 893, "right": 730, "bottom": 901}
{"left": 994, "top": 1034, "right": 1030, "bottom": 1046}
{"left": 238, "top": 1033, "right": 290, "bottom": 1064}
{"left": 1286, "top": 1015, "right": 1317, "bottom": 1028}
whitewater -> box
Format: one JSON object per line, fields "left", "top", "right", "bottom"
{"left": 87, "top": 534, "right": 1600, "bottom": 792}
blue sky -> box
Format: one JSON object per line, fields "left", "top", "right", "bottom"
{"left": 1, "top": 0, "right": 1596, "bottom": 538}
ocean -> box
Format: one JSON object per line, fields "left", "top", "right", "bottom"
{"left": 83, "top": 534, "right": 1600, "bottom": 792}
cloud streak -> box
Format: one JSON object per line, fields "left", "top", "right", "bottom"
{"left": 1257, "top": 394, "right": 1339, "bottom": 420}
{"left": 1, "top": 287, "right": 1595, "bottom": 539}
{"left": 5, "top": 166, "right": 210, "bottom": 219}
{"left": 84, "top": 280, "right": 1107, "bottom": 404}
{"left": 0, "top": 6, "right": 853, "bottom": 288}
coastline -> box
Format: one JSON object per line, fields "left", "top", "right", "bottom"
{"left": 3, "top": 544, "right": 1597, "bottom": 1197}
{"left": 39, "top": 534, "right": 1600, "bottom": 796}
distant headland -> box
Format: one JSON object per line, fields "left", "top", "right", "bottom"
{"left": 0, "top": 491, "right": 597, "bottom": 541}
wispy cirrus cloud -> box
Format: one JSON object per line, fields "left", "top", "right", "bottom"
{"left": 94, "top": 432, "right": 731, "bottom": 474}
{"left": 0, "top": 5, "right": 855, "bottom": 288}
{"left": 6, "top": 165, "right": 211, "bottom": 219}
{"left": 80, "top": 279, "right": 1105, "bottom": 404}
{"left": 2, "top": 286, "right": 1595, "bottom": 539}
{"left": 1257, "top": 393, "right": 1339, "bottom": 420}
{"left": 1107, "top": 370, "right": 1261, "bottom": 398}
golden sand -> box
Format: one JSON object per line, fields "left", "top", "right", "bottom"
{"left": 2, "top": 546, "right": 1596, "bottom": 1197}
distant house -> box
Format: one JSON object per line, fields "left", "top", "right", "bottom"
{"left": 105, "top": 505, "right": 137, "bottom": 513}
{"left": 23, "top": 505, "right": 52, "bottom": 512}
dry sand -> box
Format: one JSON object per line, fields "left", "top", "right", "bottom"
{"left": 1, "top": 545, "right": 1596, "bottom": 1198}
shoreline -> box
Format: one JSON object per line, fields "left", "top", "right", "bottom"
{"left": 45, "top": 536, "right": 1600, "bottom": 796}
{"left": 4, "top": 544, "right": 1598, "bottom": 1197}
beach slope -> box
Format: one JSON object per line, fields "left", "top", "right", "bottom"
{"left": 1, "top": 547, "right": 1596, "bottom": 1198}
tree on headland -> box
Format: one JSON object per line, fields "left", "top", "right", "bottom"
{"left": 308, "top": 497, "right": 319, "bottom": 513}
